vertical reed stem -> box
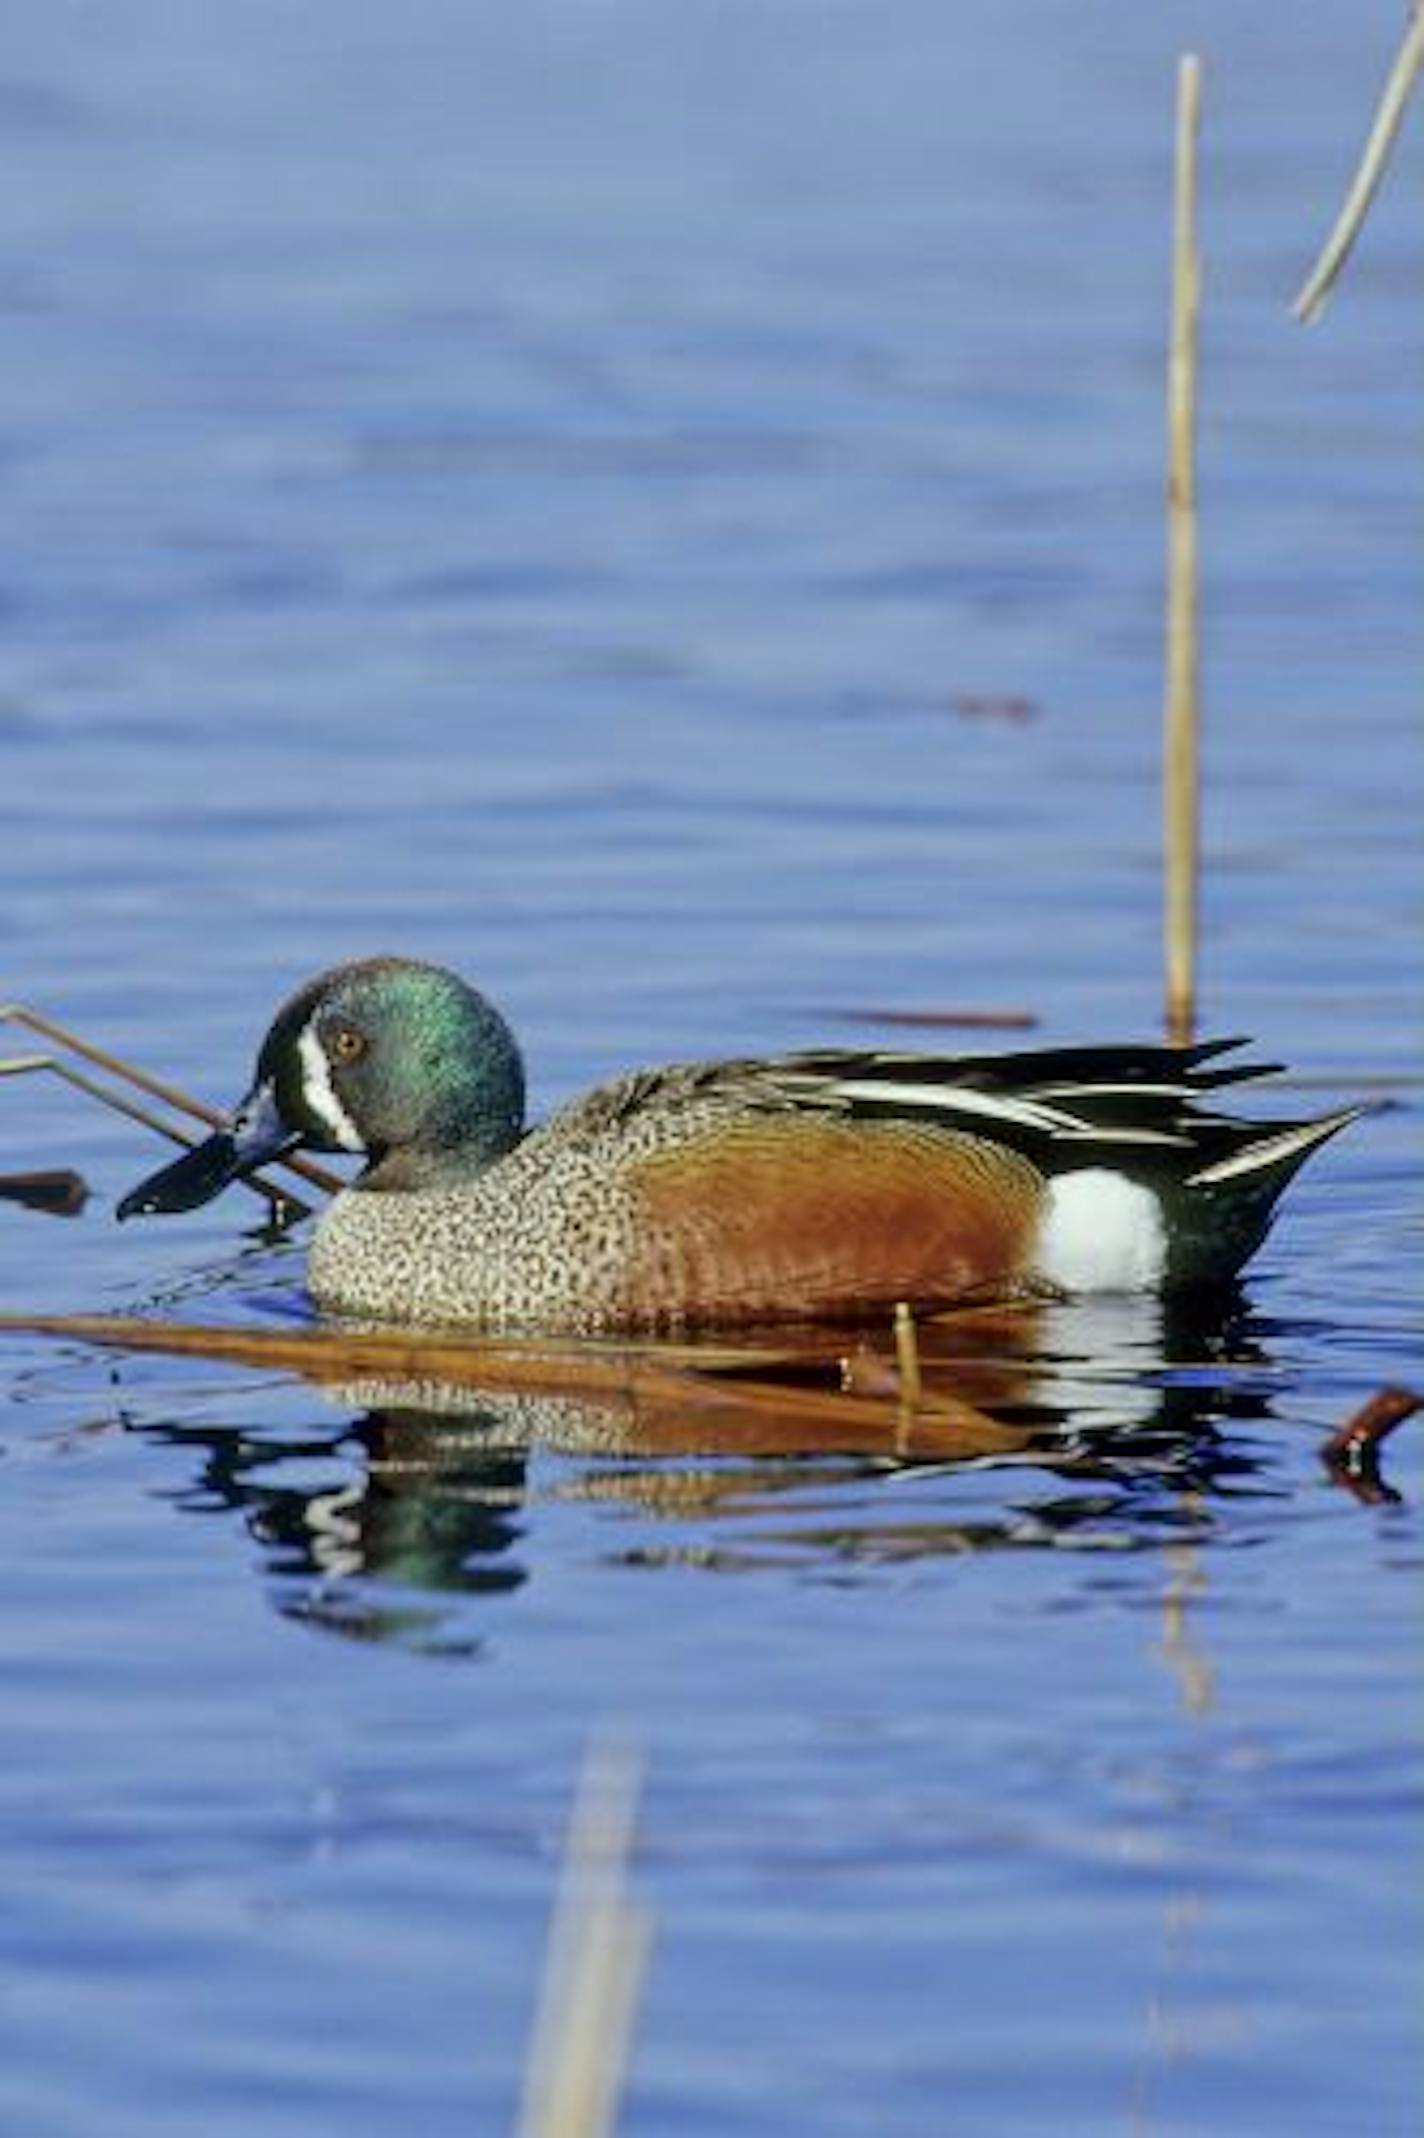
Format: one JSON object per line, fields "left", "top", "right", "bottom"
{"left": 519, "top": 1738, "right": 652, "bottom": 2138}
{"left": 1164, "top": 55, "right": 1203, "bottom": 1044}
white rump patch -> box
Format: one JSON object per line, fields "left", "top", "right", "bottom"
{"left": 1033, "top": 1169, "right": 1168, "bottom": 1293}
{"left": 297, "top": 1025, "right": 365, "bottom": 1153}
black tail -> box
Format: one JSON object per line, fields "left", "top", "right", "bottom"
{"left": 1166, "top": 1106, "right": 1367, "bottom": 1288}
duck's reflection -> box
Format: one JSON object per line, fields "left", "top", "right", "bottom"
{"left": 140, "top": 1287, "right": 1281, "bottom": 1649}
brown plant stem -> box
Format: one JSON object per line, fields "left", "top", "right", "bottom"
{"left": 1321, "top": 1384, "right": 1421, "bottom": 1504}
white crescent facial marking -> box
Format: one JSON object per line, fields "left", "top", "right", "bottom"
{"left": 297, "top": 1024, "right": 365, "bottom": 1153}
{"left": 1033, "top": 1169, "right": 1168, "bottom": 1292}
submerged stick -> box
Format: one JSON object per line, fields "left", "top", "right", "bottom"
{"left": 1321, "top": 1383, "right": 1421, "bottom": 1504}
{"left": 1294, "top": 2, "right": 1424, "bottom": 324}
{"left": 1164, "top": 54, "right": 1203, "bottom": 1045}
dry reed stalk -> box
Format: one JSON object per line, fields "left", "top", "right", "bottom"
{"left": 0, "top": 1308, "right": 1022, "bottom": 1462}
{"left": 0, "top": 1311, "right": 785, "bottom": 1390}
{"left": 0, "top": 1310, "right": 1013, "bottom": 1451}
{"left": 0, "top": 1047, "right": 309, "bottom": 1223}
{"left": 1164, "top": 55, "right": 1203, "bottom": 1045}
{"left": 0, "top": 1003, "right": 342, "bottom": 1201}
{"left": 0, "top": 1045, "right": 201, "bottom": 1143}
{"left": 517, "top": 1739, "right": 652, "bottom": 2138}
{"left": 1294, "top": 1, "right": 1424, "bottom": 323}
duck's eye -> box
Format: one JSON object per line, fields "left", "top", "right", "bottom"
{"left": 328, "top": 1025, "right": 367, "bottom": 1064}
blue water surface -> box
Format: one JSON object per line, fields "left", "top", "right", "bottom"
{"left": 1, "top": 4, "right": 1421, "bottom": 2133}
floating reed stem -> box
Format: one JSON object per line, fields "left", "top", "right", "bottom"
{"left": 813, "top": 1005, "right": 1038, "bottom": 1032}
{"left": 1164, "top": 55, "right": 1203, "bottom": 1045}
{"left": 1294, "top": 2, "right": 1424, "bottom": 324}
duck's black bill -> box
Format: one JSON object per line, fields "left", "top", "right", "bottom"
{"left": 117, "top": 1082, "right": 295, "bottom": 1220}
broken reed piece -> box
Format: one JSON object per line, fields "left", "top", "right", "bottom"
{"left": 1321, "top": 1384, "right": 1421, "bottom": 1505}
{"left": 893, "top": 1301, "right": 923, "bottom": 1412}
{"left": 1294, "top": 0, "right": 1424, "bottom": 324}
{"left": 0, "top": 1169, "right": 89, "bottom": 1217}
{"left": 1164, "top": 52, "right": 1203, "bottom": 1046}
{"left": 1, "top": 1002, "right": 343, "bottom": 1216}
{"left": 839, "top": 1342, "right": 903, "bottom": 1400}
{"left": 949, "top": 692, "right": 1039, "bottom": 725}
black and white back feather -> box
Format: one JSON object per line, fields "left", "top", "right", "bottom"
{"left": 757, "top": 1037, "right": 1361, "bottom": 1194}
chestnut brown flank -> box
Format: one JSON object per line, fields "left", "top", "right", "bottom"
{"left": 630, "top": 1116, "right": 1044, "bottom": 1323}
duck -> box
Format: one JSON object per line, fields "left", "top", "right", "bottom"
{"left": 117, "top": 956, "right": 1362, "bottom": 1334}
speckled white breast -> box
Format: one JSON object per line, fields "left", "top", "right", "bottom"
{"left": 305, "top": 1134, "right": 645, "bottom": 1332}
